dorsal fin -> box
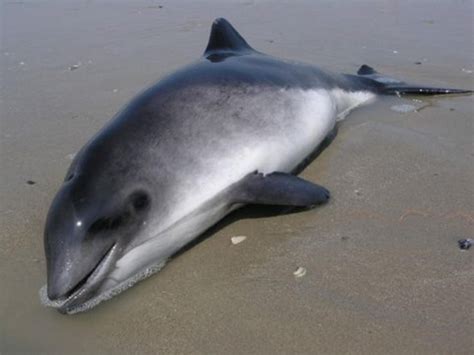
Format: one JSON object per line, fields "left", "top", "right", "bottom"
{"left": 357, "top": 64, "right": 378, "bottom": 75}
{"left": 204, "top": 18, "right": 254, "bottom": 56}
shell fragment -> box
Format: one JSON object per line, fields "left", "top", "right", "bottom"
{"left": 231, "top": 236, "right": 247, "bottom": 245}
{"left": 293, "top": 267, "right": 307, "bottom": 278}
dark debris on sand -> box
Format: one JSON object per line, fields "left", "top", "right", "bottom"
{"left": 457, "top": 239, "right": 472, "bottom": 250}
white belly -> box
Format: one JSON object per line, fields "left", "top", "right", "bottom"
{"left": 175, "top": 88, "right": 375, "bottom": 221}
{"left": 133, "top": 87, "right": 375, "bottom": 251}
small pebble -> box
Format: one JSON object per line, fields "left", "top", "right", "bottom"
{"left": 19, "top": 61, "right": 25, "bottom": 66}
{"left": 112, "top": 89, "right": 118, "bottom": 93}
{"left": 26, "top": 180, "right": 36, "bottom": 185}
{"left": 341, "top": 236, "right": 349, "bottom": 241}
{"left": 392, "top": 50, "right": 398, "bottom": 54}
{"left": 457, "top": 239, "right": 472, "bottom": 250}
{"left": 293, "top": 266, "right": 306, "bottom": 278}
{"left": 414, "top": 61, "right": 422, "bottom": 65}
{"left": 231, "top": 236, "right": 247, "bottom": 245}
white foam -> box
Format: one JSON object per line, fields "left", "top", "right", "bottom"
{"left": 390, "top": 104, "right": 417, "bottom": 113}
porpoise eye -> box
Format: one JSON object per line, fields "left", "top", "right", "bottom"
{"left": 88, "top": 213, "right": 130, "bottom": 235}
{"left": 88, "top": 218, "right": 111, "bottom": 235}
{"left": 85, "top": 192, "right": 150, "bottom": 236}
{"left": 131, "top": 191, "right": 150, "bottom": 212}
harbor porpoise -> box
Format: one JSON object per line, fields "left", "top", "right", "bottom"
{"left": 40, "top": 18, "right": 471, "bottom": 314}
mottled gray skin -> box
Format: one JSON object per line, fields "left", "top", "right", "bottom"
{"left": 43, "top": 18, "right": 470, "bottom": 314}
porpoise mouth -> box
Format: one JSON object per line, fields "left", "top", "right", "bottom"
{"left": 40, "top": 243, "right": 119, "bottom": 314}
{"left": 40, "top": 243, "right": 169, "bottom": 315}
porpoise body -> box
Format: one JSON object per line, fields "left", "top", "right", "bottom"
{"left": 41, "top": 18, "right": 471, "bottom": 314}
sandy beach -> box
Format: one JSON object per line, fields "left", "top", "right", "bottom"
{"left": 1, "top": 0, "right": 473, "bottom": 353}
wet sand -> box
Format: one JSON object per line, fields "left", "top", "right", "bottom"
{"left": 1, "top": 0, "right": 473, "bottom": 353}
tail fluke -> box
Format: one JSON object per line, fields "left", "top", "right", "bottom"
{"left": 357, "top": 64, "right": 472, "bottom": 96}
{"left": 381, "top": 86, "right": 472, "bottom": 96}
